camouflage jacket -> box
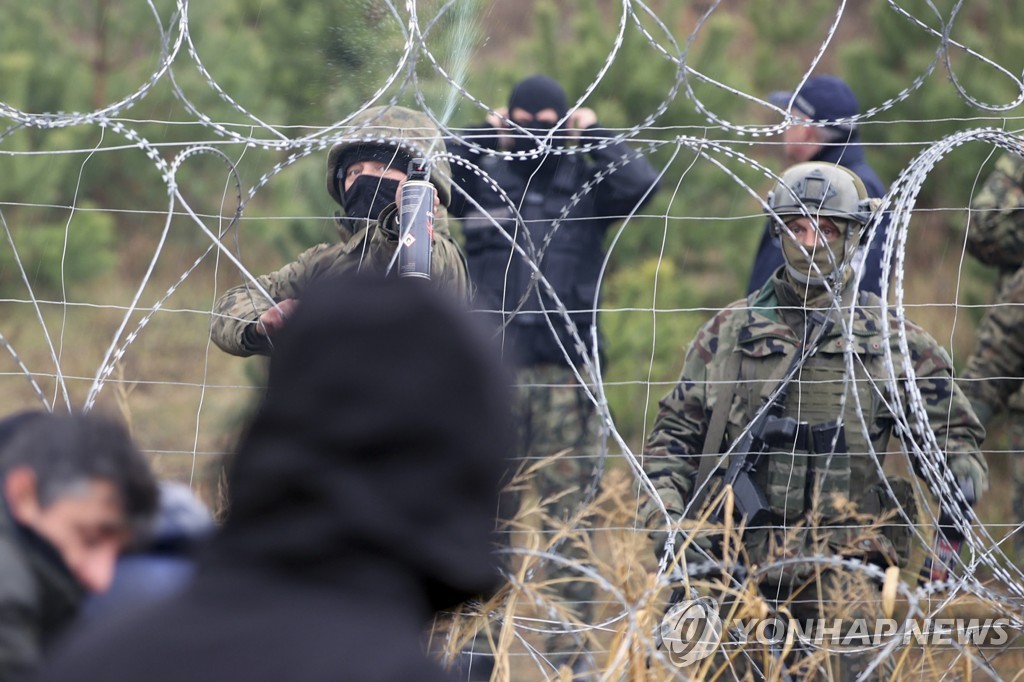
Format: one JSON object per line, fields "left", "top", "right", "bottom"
{"left": 210, "top": 206, "right": 469, "bottom": 357}
{"left": 960, "top": 152, "right": 1024, "bottom": 420}
{"left": 643, "top": 278, "right": 986, "bottom": 561}
{"left": 961, "top": 264, "right": 1024, "bottom": 422}
{"left": 966, "top": 152, "right": 1024, "bottom": 270}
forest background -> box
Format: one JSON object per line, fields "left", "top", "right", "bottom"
{"left": 0, "top": 0, "right": 1022, "bottom": 532}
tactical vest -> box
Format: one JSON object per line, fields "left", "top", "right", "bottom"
{"left": 728, "top": 329, "right": 886, "bottom": 521}
{"left": 716, "top": 291, "right": 917, "bottom": 566}
{"left": 461, "top": 156, "right": 609, "bottom": 368}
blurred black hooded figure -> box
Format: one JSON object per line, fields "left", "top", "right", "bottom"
{"left": 32, "top": 275, "right": 514, "bottom": 682}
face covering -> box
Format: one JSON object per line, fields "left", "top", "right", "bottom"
{"left": 342, "top": 174, "right": 401, "bottom": 230}
{"left": 508, "top": 122, "right": 568, "bottom": 179}
{"left": 780, "top": 220, "right": 852, "bottom": 287}
{"left": 507, "top": 75, "right": 570, "bottom": 169}
{"left": 511, "top": 122, "right": 559, "bottom": 155}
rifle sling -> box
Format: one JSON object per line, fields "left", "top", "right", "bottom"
{"left": 692, "top": 315, "right": 830, "bottom": 516}
{"left": 692, "top": 346, "right": 742, "bottom": 515}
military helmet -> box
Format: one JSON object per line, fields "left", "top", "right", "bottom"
{"left": 767, "top": 162, "right": 876, "bottom": 287}
{"left": 326, "top": 105, "right": 453, "bottom": 209}
{"left": 766, "top": 162, "right": 872, "bottom": 234}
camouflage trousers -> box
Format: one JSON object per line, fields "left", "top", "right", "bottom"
{"left": 510, "top": 364, "right": 606, "bottom": 669}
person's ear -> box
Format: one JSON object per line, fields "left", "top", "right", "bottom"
{"left": 3, "top": 466, "right": 41, "bottom": 525}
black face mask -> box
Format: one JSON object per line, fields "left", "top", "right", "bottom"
{"left": 342, "top": 174, "right": 401, "bottom": 229}
{"left": 510, "top": 121, "right": 569, "bottom": 155}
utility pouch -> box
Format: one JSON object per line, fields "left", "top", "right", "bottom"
{"left": 865, "top": 476, "right": 917, "bottom": 568}
{"left": 766, "top": 451, "right": 810, "bottom": 521}
{"left": 808, "top": 421, "right": 851, "bottom": 518}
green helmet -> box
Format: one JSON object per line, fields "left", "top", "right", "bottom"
{"left": 325, "top": 105, "right": 453, "bottom": 209}
{"left": 766, "top": 162, "right": 872, "bottom": 233}
{"left": 766, "top": 162, "right": 874, "bottom": 287}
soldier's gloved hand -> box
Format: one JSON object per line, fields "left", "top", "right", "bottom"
{"left": 642, "top": 490, "right": 714, "bottom": 565}
{"left": 937, "top": 455, "right": 987, "bottom": 542}
{"left": 949, "top": 454, "right": 989, "bottom": 498}
{"left": 649, "top": 526, "right": 715, "bottom": 566}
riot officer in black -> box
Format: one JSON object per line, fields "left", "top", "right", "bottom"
{"left": 447, "top": 74, "right": 660, "bottom": 672}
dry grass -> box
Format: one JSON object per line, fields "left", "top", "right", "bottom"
{"left": 0, "top": 212, "right": 1018, "bottom": 680}
{"left": 432, "top": 463, "right": 1024, "bottom": 681}
{"left": 0, "top": 253, "right": 258, "bottom": 508}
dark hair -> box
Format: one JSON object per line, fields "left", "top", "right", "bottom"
{"left": 0, "top": 412, "right": 158, "bottom": 527}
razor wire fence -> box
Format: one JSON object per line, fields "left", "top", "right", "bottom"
{"left": 2, "top": 1, "right": 1024, "bottom": 679}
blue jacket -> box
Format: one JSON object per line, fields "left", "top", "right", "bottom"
{"left": 747, "top": 136, "right": 890, "bottom": 296}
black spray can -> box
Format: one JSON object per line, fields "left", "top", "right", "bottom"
{"left": 398, "top": 158, "right": 434, "bottom": 279}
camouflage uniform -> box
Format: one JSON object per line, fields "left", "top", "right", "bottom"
{"left": 964, "top": 153, "right": 1024, "bottom": 268}
{"left": 643, "top": 273, "right": 987, "bottom": 571}
{"left": 446, "top": 77, "right": 659, "bottom": 672}
{"left": 646, "top": 162, "right": 986, "bottom": 680}
{"left": 514, "top": 366, "right": 603, "bottom": 519}
{"left": 644, "top": 274, "right": 986, "bottom": 679}
{"left": 958, "top": 151, "right": 1024, "bottom": 557}
{"left": 210, "top": 106, "right": 470, "bottom": 357}
{"left": 962, "top": 151, "right": 1024, "bottom": 556}
{"left": 512, "top": 365, "right": 603, "bottom": 662}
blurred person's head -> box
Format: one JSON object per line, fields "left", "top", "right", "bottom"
{"left": 508, "top": 75, "right": 568, "bottom": 129}
{"left": 0, "top": 412, "right": 158, "bottom": 593}
{"left": 218, "top": 273, "right": 513, "bottom": 612}
{"left": 770, "top": 75, "right": 860, "bottom": 163}
{"left": 507, "top": 73, "right": 573, "bottom": 160}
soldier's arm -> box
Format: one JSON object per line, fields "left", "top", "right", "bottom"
{"left": 446, "top": 123, "right": 505, "bottom": 219}
{"left": 209, "top": 244, "right": 330, "bottom": 357}
{"left": 961, "top": 266, "right": 1024, "bottom": 421}
{"left": 966, "top": 152, "right": 1024, "bottom": 267}
{"left": 641, "top": 325, "right": 717, "bottom": 523}
{"left": 901, "top": 321, "right": 988, "bottom": 493}
{"left": 429, "top": 229, "right": 471, "bottom": 301}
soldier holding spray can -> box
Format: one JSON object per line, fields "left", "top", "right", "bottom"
{"left": 210, "top": 106, "right": 470, "bottom": 357}
{"left": 398, "top": 158, "right": 435, "bottom": 280}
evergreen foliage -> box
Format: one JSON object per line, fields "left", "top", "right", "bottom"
{"left": 1, "top": 0, "right": 1022, "bottom": 447}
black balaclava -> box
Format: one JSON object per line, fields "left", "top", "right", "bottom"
{"left": 342, "top": 175, "right": 400, "bottom": 230}
{"left": 215, "top": 274, "right": 514, "bottom": 613}
{"left": 507, "top": 75, "right": 569, "bottom": 167}
{"left": 336, "top": 144, "right": 413, "bottom": 233}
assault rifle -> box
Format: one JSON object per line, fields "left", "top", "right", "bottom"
{"left": 710, "top": 317, "right": 835, "bottom": 527}
{"left": 654, "top": 318, "right": 835, "bottom": 679}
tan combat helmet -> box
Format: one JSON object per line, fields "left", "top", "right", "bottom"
{"left": 767, "top": 162, "right": 872, "bottom": 231}
{"left": 766, "top": 162, "right": 875, "bottom": 286}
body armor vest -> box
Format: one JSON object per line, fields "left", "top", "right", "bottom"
{"left": 724, "top": 304, "right": 895, "bottom": 523}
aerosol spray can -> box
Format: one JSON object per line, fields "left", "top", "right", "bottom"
{"left": 398, "top": 158, "right": 434, "bottom": 279}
